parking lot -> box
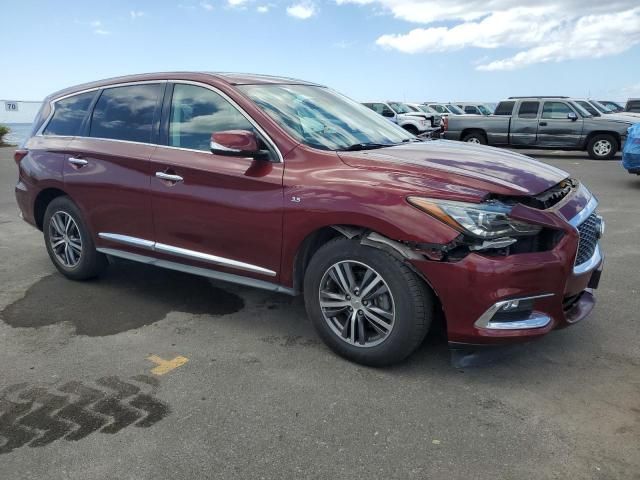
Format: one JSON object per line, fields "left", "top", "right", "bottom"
{"left": 0, "top": 146, "right": 638, "bottom": 479}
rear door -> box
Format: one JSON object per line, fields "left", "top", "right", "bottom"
{"left": 64, "top": 83, "right": 163, "bottom": 245}
{"left": 149, "top": 82, "right": 284, "bottom": 280}
{"left": 510, "top": 101, "right": 540, "bottom": 146}
{"left": 536, "top": 101, "right": 583, "bottom": 147}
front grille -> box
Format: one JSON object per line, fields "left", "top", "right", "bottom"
{"left": 575, "top": 213, "right": 599, "bottom": 265}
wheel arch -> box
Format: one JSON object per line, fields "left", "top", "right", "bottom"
{"left": 583, "top": 130, "right": 620, "bottom": 150}
{"left": 33, "top": 187, "right": 69, "bottom": 231}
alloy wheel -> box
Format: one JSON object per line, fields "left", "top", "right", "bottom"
{"left": 318, "top": 260, "right": 396, "bottom": 347}
{"left": 49, "top": 211, "right": 83, "bottom": 268}
{"left": 593, "top": 139, "right": 612, "bottom": 157}
{"left": 466, "top": 137, "right": 481, "bottom": 144}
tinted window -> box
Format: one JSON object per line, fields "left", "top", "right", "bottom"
{"left": 169, "top": 84, "right": 253, "bottom": 151}
{"left": 43, "top": 92, "right": 95, "bottom": 136}
{"left": 518, "top": 101, "right": 540, "bottom": 118}
{"left": 541, "top": 102, "right": 573, "bottom": 119}
{"left": 494, "top": 101, "right": 515, "bottom": 115}
{"left": 90, "top": 84, "right": 161, "bottom": 143}
{"left": 464, "top": 106, "right": 478, "bottom": 114}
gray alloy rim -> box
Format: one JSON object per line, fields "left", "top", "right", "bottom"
{"left": 466, "top": 137, "right": 481, "bottom": 144}
{"left": 593, "top": 139, "right": 612, "bottom": 157}
{"left": 49, "top": 211, "right": 83, "bottom": 268}
{"left": 318, "top": 260, "right": 396, "bottom": 348}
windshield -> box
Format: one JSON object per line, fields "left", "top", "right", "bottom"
{"left": 576, "top": 101, "right": 600, "bottom": 116}
{"left": 445, "top": 104, "right": 465, "bottom": 114}
{"left": 590, "top": 100, "right": 613, "bottom": 114}
{"left": 600, "top": 100, "right": 624, "bottom": 112}
{"left": 239, "top": 85, "right": 414, "bottom": 150}
{"left": 430, "top": 104, "right": 447, "bottom": 114}
{"left": 388, "top": 102, "right": 413, "bottom": 114}
{"left": 477, "top": 105, "right": 492, "bottom": 115}
{"left": 570, "top": 102, "right": 593, "bottom": 117}
{"left": 418, "top": 105, "right": 435, "bottom": 114}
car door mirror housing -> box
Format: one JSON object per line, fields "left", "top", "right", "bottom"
{"left": 567, "top": 112, "right": 578, "bottom": 121}
{"left": 382, "top": 111, "right": 395, "bottom": 118}
{"left": 210, "top": 130, "right": 270, "bottom": 160}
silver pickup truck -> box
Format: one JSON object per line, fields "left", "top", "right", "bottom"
{"left": 443, "top": 96, "right": 636, "bottom": 159}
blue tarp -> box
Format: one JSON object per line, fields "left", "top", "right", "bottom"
{"left": 622, "top": 123, "right": 640, "bottom": 172}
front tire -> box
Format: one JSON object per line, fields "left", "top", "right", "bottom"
{"left": 587, "top": 134, "right": 617, "bottom": 160}
{"left": 303, "top": 238, "right": 433, "bottom": 366}
{"left": 43, "top": 196, "right": 108, "bottom": 280}
{"left": 403, "top": 124, "right": 419, "bottom": 136}
{"left": 462, "top": 131, "right": 487, "bottom": 144}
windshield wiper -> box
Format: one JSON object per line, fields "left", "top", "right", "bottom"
{"left": 338, "top": 142, "right": 391, "bottom": 151}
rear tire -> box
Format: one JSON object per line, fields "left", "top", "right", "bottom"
{"left": 462, "top": 131, "right": 487, "bottom": 145}
{"left": 587, "top": 134, "right": 617, "bottom": 160}
{"left": 43, "top": 196, "right": 108, "bottom": 280}
{"left": 303, "top": 238, "right": 433, "bottom": 366}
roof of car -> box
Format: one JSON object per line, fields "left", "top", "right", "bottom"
{"left": 46, "top": 71, "right": 322, "bottom": 100}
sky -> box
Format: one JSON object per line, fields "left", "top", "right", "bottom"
{"left": 1, "top": 0, "right": 639, "bottom": 103}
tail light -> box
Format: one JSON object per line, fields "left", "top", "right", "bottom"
{"left": 14, "top": 149, "right": 28, "bottom": 165}
{"left": 442, "top": 116, "right": 449, "bottom": 132}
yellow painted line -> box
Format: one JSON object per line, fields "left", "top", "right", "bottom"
{"left": 147, "top": 354, "right": 189, "bottom": 375}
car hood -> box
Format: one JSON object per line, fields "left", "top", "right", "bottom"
{"left": 338, "top": 140, "right": 569, "bottom": 196}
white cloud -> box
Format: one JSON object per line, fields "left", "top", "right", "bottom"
{"left": 228, "top": 0, "right": 249, "bottom": 6}
{"left": 200, "top": 1, "right": 214, "bottom": 10}
{"left": 257, "top": 5, "right": 270, "bottom": 13}
{"left": 89, "top": 20, "right": 110, "bottom": 35}
{"left": 338, "top": 1, "right": 640, "bottom": 70}
{"left": 130, "top": 10, "right": 145, "bottom": 19}
{"left": 287, "top": 2, "right": 317, "bottom": 19}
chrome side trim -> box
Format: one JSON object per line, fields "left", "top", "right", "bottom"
{"left": 474, "top": 293, "right": 555, "bottom": 330}
{"left": 97, "top": 248, "right": 295, "bottom": 295}
{"left": 98, "top": 233, "right": 155, "bottom": 250}
{"left": 97, "top": 232, "right": 276, "bottom": 277}
{"left": 573, "top": 244, "right": 602, "bottom": 275}
{"left": 154, "top": 243, "right": 275, "bottom": 277}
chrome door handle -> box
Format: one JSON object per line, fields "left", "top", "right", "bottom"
{"left": 155, "top": 172, "right": 183, "bottom": 183}
{"left": 68, "top": 157, "right": 88, "bottom": 167}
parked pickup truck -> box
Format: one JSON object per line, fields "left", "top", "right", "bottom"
{"left": 362, "top": 101, "right": 439, "bottom": 136}
{"left": 443, "top": 96, "right": 636, "bottom": 159}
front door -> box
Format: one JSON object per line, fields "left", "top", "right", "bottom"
{"left": 536, "top": 101, "right": 583, "bottom": 147}
{"left": 149, "top": 83, "right": 284, "bottom": 280}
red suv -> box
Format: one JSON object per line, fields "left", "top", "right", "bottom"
{"left": 14, "top": 72, "right": 604, "bottom": 366}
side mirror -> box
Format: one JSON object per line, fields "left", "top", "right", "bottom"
{"left": 210, "top": 130, "right": 270, "bottom": 160}
{"left": 567, "top": 112, "right": 578, "bottom": 121}
{"left": 382, "top": 111, "right": 396, "bottom": 118}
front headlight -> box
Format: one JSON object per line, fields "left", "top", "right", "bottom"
{"left": 407, "top": 197, "right": 542, "bottom": 239}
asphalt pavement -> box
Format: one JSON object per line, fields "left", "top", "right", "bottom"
{"left": 0, "top": 146, "right": 638, "bottom": 480}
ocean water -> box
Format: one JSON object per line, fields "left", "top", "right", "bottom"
{"left": 1, "top": 123, "right": 32, "bottom": 146}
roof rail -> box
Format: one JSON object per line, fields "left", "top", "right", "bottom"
{"left": 507, "top": 96, "right": 570, "bottom": 99}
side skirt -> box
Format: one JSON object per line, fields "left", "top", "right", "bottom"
{"left": 97, "top": 247, "right": 298, "bottom": 296}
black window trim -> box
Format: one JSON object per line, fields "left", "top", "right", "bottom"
{"left": 40, "top": 90, "right": 99, "bottom": 138}
{"left": 37, "top": 80, "right": 168, "bottom": 141}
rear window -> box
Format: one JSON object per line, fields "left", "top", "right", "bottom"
{"left": 494, "top": 101, "right": 515, "bottom": 115}
{"left": 89, "top": 84, "right": 162, "bottom": 143}
{"left": 518, "top": 101, "right": 540, "bottom": 118}
{"left": 43, "top": 92, "right": 96, "bottom": 136}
